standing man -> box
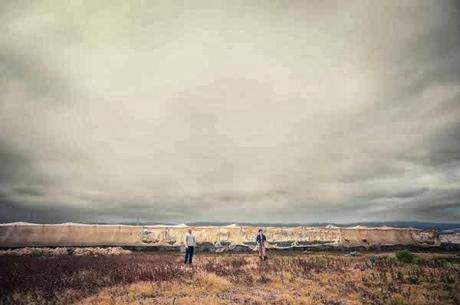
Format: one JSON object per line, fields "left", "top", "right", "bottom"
{"left": 256, "top": 228, "right": 267, "bottom": 260}
{"left": 184, "top": 228, "right": 196, "bottom": 264}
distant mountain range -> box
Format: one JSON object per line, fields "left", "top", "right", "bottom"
{"left": 86, "top": 221, "right": 460, "bottom": 231}
{"left": 3, "top": 221, "right": 459, "bottom": 231}
{"left": 189, "top": 221, "right": 460, "bottom": 231}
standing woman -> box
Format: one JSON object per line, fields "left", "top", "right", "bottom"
{"left": 184, "top": 228, "right": 196, "bottom": 264}
{"left": 256, "top": 228, "right": 267, "bottom": 260}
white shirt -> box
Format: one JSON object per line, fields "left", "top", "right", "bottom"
{"left": 185, "top": 233, "right": 196, "bottom": 247}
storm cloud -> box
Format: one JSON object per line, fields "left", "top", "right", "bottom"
{"left": 0, "top": 0, "right": 459, "bottom": 223}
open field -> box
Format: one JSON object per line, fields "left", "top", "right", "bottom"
{"left": 1, "top": 251, "right": 460, "bottom": 305}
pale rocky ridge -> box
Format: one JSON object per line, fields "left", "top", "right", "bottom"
{"left": 1, "top": 223, "right": 458, "bottom": 252}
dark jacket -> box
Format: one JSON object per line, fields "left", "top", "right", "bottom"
{"left": 256, "top": 233, "right": 266, "bottom": 244}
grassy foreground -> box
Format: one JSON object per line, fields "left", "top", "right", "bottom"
{"left": 1, "top": 252, "right": 459, "bottom": 305}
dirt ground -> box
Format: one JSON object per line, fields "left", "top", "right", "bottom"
{"left": 1, "top": 251, "right": 459, "bottom": 305}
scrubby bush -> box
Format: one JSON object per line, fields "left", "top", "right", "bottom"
{"left": 396, "top": 250, "right": 416, "bottom": 264}
{"left": 1, "top": 252, "right": 459, "bottom": 305}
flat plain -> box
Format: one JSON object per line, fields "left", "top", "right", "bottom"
{"left": 1, "top": 251, "right": 459, "bottom": 305}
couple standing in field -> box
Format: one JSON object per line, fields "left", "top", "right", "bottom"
{"left": 183, "top": 227, "right": 268, "bottom": 264}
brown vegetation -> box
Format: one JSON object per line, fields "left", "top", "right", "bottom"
{"left": 0, "top": 252, "right": 459, "bottom": 305}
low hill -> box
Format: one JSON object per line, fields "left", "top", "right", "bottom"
{"left": 1, "top": 223, "right": 459, "bottom": 251}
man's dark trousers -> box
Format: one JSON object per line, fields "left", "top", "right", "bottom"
{"left": 184, "top": 246, "right": 194, "bottom": 264}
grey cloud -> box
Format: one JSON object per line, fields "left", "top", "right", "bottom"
{"left": 359, "top": 188, "right": 430, "bottom": 201}
{"left": 13, "top": 186, "right": 47, "bottom": 197}
{"left": 0, "top": 144, "right": 30, "bottom": 183}
{"left": 380, "top": 189, "right": 460, "bottom": 222}
{"left": 424, "top": 121, "right": 460, "bottom": 166}
{"left": 0, "top": 0, "right": 459, "bottom": 223}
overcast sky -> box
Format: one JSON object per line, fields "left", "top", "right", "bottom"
{"left": 0, "top": 0, "right": 459, "bottom": 224}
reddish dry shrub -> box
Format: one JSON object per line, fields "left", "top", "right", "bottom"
{"left": 0, "top": 254, "right": 187, "bottom": 304}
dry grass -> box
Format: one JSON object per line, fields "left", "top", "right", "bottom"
{"left": 199, "top": 273, "right": 234, "bottom": 293}
{"left": 0, "top": 252, "right": 459, "bottom": 305}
